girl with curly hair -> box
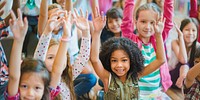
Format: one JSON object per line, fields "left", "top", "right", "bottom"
{"left": 90, "top": 7, "right": 166, "bottom": 99}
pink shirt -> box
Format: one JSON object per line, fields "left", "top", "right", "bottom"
{"left": 189, "top": 0, "right": 200, "bottom": 42}
{"left": 121, "top": 0, "right": 173, "bottom": 92}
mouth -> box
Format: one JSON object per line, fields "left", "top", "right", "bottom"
{"left": 116, "top": 69, "right": 124, "bottom": 73}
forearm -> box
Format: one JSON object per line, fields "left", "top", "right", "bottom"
{"left": 178, "top": 37, "right": 188, "bottom": 63}
{"left": 50, "top": 39, "right": 69, "bottom": 88}
{"left": 91, "top": 0, "right": 99, "bottom": 15}
{"left": 90, "top": 32, "right": 101, "bottom": 63}
{"left": 179, "top": 65, "right": 189, "bottom": 78}
{"left": 8, "top": 40, "right": 23, "bottom": 96}
{"left": 65, "top": 0, "right": 73, "bottom": 11}
{"left": 155, "top": 34, "right": 166, "bottom": 64}
{"left": 38, "top": 0, "right": 48, "bottom": 36}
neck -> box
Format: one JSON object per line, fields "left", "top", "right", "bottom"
{"left": 114, "top": 32, "right": 121, "bottom": 37}
{"left": 139, "top": 35, "right": 150, "bottom": 44}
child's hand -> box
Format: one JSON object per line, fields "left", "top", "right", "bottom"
{"left": 153, "top": 14, "right": 166, "bottom": 35}
{"left": 45, "top": 10, "right": 65, "bottom": 33}
{"left": 0, "top": 1, "right": 6, "bottom": 16}
{"left": 63, "top": 11, "right": 72, "bottom": 38}
{"left": 176, "top": 76, "right": 185, "bottom": 88}
{"left": 174, "top": 22, "right": 183, "bottom": 38}
{"left": 9, "top": 9, "right": 28, "bottom": 41}
{"left": 92, "top": 7, "right": 106, "bottom": 34}
{"left": 73, "top": 9, "right": 90, "bottom": 32}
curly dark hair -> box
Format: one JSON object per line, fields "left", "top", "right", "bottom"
{"left": 99, "top": 37, "right": 144, "bottom": 81}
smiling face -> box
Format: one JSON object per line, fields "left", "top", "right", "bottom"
{"left": 20, "top": 72, "right": 44, "bottom": 100}
{"left": 110, "top": 49, "right": 130, "bottom": 81}
{"left": 107, "top": 17, "right": 122, "bottom": 35}
{"left": 182, "top": 22, "right": 198, "bottom": 45}
{"left": 136, "top": 9, "right": 157, "bottom": 38}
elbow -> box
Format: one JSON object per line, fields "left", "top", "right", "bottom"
{"left": 179, "top": 58, "right": 188, "bottom": 64}
{"left": 90, "top": 57, "right": 99, "bottom": 64}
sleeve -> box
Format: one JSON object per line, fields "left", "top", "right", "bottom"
{"left": 4, "top": 90, "right": 20, "bottom": 100}
{"left": 33, "top": 33, "right": 52, "bottom": 61}
{"left": 50, "top": 86, "right": 61, "bottom": 100}
{"left": 162, "top": 0, "right": 174, "bottom": 42}
{"left": 72, "top": 37, "right": 90, "bottom": 80}
{"left": 121, "top": 0, "right": 136, "bottom": 40}
{"left": 189, "top": 0, "right": 198, "bottom": 18}
{"left": 0, "top": 45, "right": 8, "bottom": 85}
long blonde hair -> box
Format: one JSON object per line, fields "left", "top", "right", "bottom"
{"left": 49, "top": 39, "right": 76, "bottom": 100}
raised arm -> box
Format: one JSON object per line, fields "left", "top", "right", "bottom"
{"left": 121, "top": 0, "right": 136, "bottom": 40}
{"left": 185, "top": 61, "right": 200, "bottom": 88}
{"left": 162, "top": 0, "right": 174, "bottom": 42}
{"left": 139, "top": 15, "right": 166, "bottom": 77}
{"left": 65, "top": 0, "right": 73, "bottom": 12}
{"left": 38, "top": 0, "right": 49, "bottom": 36}
{"left": 50, "top": 11, "right": 71, "bottom": 88}
{"left": 90, "top": 7, "right": 110, "bottom": 83}
{"left": 71, "top": 9, "right": 91, "bottom": 80}
{"left": 0, "top": 1, "right": 6, "bottom": 17}
{"left": 189, "top": 0, "right": 198, "bottom": 18}
{"left": 171, "top": 23, "right": 187, "bottom": 64}
{"left": 8, "top": 9, "right": 28, "bottom": 96}
{"left": 34, "top": 11, "right": 64, "bottom": 61}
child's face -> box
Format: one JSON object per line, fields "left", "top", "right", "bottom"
{"left": 136, "top": 9, "right": 157, "bottom": 38}
{"left": 182, "top": 22, "right": 197, "bottom": 45}
{"left": 110, "top": 49, "right": 130, "bottom": 81}
{"left": 20, "top": 72, "right": 44, "bottom": 100}
{"left": 107, "top": 17, "right": 122, "bottom": 34}
{"left": 45, "top": 45, "right": 59, "bottom": 72}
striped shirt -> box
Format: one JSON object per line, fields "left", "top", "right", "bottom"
{"left": 139, "top": 44, "right": 162, "bottom": 99}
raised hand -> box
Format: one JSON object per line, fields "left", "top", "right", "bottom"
{"left": 45, "top": 10, "right": 65, "bottom": 33}
{"left": 73, "top": 9, "right": 90, "bottom": 31}
{"left": 0, "top": 1, "right": 6, "bottom": 16}
{"left": 153, "top": 14, "right": 166, "bottom": 35}
{"left": 92, "top": 7, "right": 106, "bottom": 34}
{"left": 63, "top": 11, "right": 72, "bottom": 38}
{"left": 174, "top": 22, "right": 183, "bottom": 38}
{"left": 9, "top": 8, "right": 28, "bottom": 41}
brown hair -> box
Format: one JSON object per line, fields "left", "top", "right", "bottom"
{"left": 135, "top": 3, "right": 161, "bottom": 20}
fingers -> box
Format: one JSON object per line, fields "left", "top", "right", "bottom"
{"left": 17, "top": 8, "right": 23, "bottom": 22}
{"left": 0, "top": 1, "right": 6, "bottom": 10}
{"left": 10, "top": 10, "right": 16, "bottom": 21}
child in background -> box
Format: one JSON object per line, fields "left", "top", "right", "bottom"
{"left": 100, "top": 7, "right": 123, "bottom": 44}
{"left": 34, "top": 8, "right": 92, "bottom": 99}
{"left": 183, "top": 46, "right": 200, "bottom": 99}
{"left": 90, "top": 7, "right": 166, "bottom": 99}
{"left": 169, "top": 18, "right": 200, "bottom": 89}
{"left": 168, "top": 23, "right": 189, "bottom": 88}
{"left": 5, "top": 8, "right": 76, "bottom": 99}
{"left": 121, "top": 0, "right": 173, "bottom": 99}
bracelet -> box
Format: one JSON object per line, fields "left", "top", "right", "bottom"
{"left": 60, "top": 37, "right": 72, "bottom": 42}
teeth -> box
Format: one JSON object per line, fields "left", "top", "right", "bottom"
{"left": 116, "top": 69, "right": 124, "bottom": 73}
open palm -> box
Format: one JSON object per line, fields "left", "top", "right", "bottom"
{"left": 73, "top": 9, "right": 89, "bottom": 31}
{"left": 9, "top": 9, "right": 28, "bottom": 41}
{"left": 154, "top": 15, "right": 165, "bottom": 35}
{"left": 92, "top": 7, "right": 106, "bottom": 33}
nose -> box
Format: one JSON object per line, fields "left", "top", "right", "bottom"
{"left": 145, "top": 22, "right": 151, "bottom": 29}
{"left": 27, "top": 88, "right": 34, "bottom": 97}
{"left": 117, "top": 61, "right": 123, "bottom": 67}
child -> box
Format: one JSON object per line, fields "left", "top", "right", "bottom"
{"left": 5, "top": 8, "right": 72, "bottom": 99}
{"left": 183, "top": 46, "right": 200, "bottom": 99}
{"left": 34, "top": 8, "right": 92, "bottom": 99}
{"left": 90, "top": 7, "right": 166, "bottom": 99}
{"left": 168, "top": 23, "right": 189, "bottom": 88}
{"left": 121, "top": 0, "right": 173, "bottom": 98}
{"left": 100, "top": 7, "right": 123, "bottom": 44}
{"left": 169, "top": 18, "right": 200, "bottom": 89}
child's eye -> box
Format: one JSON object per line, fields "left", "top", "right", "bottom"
{"left": 122, "top": 59, "right": 128, "bottom": 62}
{"left": 47, "top": 56, "right": 54, "bottom": 59}
{"left": 111, "top": 60, "right": 117, "bottom": 62}
{"left": 151, "top": 21, "right": 154, "bottom": 24}
{"left": 35, "top": 86, "right": 41, "bottom": 90}
{"left": 21, "top": 85, "right": 27, "bottom": 89}
{"left": 141, "top": 21, "right": 146, "bottom": 23}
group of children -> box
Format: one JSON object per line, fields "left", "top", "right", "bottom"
{"left": 1, "top": 0, "right": 200, "bottom": 99}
